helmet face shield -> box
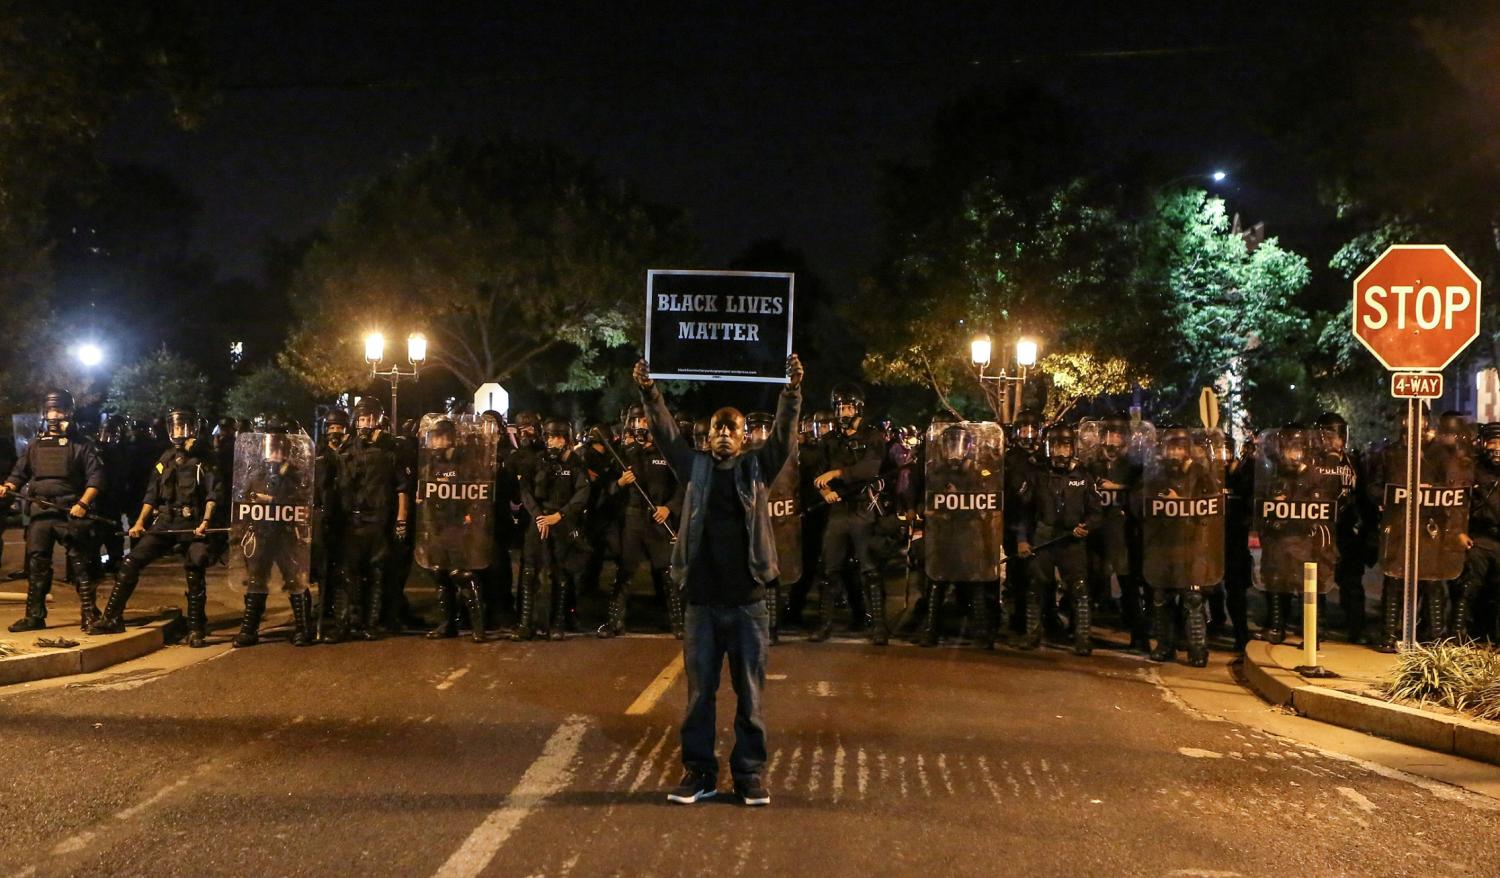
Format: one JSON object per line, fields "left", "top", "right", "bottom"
{"left": 940, "top": 426, "right": 972, "bottom": 462}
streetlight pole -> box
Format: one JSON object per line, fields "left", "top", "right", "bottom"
{"left": 364, "top": 332, "right": 427, "bottom": 428}
{"left": 970, "top": 335, "right": 1038, "bottom": 424}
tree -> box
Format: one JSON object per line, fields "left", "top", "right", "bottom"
{"left": 281, "top": 137, "right": 694, "bottom": 399}
{"left": 1143, "top": 189, "right": 1313, "bottom": 427}
{"left": 223, "top": 363, "right": 319, "bottom": 424}
{"left": 105, "top": 347, "right": 211, "bottom": 421}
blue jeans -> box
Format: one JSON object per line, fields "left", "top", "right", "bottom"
{"left": 681, "top": 602, "right": 769, "bottom": 783}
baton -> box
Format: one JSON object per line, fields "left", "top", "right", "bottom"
{"left": 587, "top": 427, "right": 677, "bottom": 540}
{"left": 14, "top": 490, "right": 126, "bottom": 534}
{"left": 1021, "top": 531, "right": 1083, "bottom": 556}
{"left": 150, "top": 527, "right": 232, "bottom": 535}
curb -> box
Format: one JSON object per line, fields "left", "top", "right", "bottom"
{"left": 1242, "top": 640, "right": 1500, "bottom": 767}
{"left": 0, "top": 617, "right": 183, "bottom": 687}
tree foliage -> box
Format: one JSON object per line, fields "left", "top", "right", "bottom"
{"left": 223, "top": 363, "right": 319, "bottom": 423}
{"left": 281, "top": 137, "right": 694, "bottom": 398}
{"left": 105, "top": 347, "right": 211, "bottom": 421}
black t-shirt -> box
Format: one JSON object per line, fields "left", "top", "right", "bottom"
{"left": 687, "top": 463, "right": 762, "bottom": 606}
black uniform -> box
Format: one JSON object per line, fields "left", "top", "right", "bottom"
{"left": 1223, "top": 451, "right": 1255, "bottom": 650}
{"left": 1458, "top": 450, "right": 1500, "bottom": 641}
{"left": 331, "top": 429, "right": 410, "bottom": 640}
{"left": 312, "top": 435, "right": 345, "bottom": 628}
{"left": 604, "top": 439, "right": 679, "bottom": 636}
{"left": 811, "top": 421, "right": 886, "bottom": 642}
{"left": 1084, "top": 448, "right": 1146, "bottom": 648}
{"left": 98, "top": 444, "right": 224, "bottom": 643}
{"left": 1015, "top": 458, "right": 1103, "bottom": 652}
{"left": 515, "top": 448, "right": 590, "bottom": 639}
{"left": 4, "top": 430, "right": 107, "bottom": 630}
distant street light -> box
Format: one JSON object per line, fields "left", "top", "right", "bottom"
{"left": 1016, "top": 337, "right": 1038, "bottom": 368}
{"left": 72, "top": 342, "right": 104, "bottom": 368}
{"left": 366, "top": 329, "right": 426, "bottom": 427}
{"left": 970, "top": 335, "right": 993, "bottom": 368}
{"left": 1211, "top": 170, "right": 1227, "bottom": 182}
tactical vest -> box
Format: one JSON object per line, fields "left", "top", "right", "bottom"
{"left": 29, "top": 437, "right": 82, "bottom": 504}
{"left": 156, "top": 451, "right": 209, "bottom": 521}
{"left": 531, "top": 454, "right": 579, "bottom": 514}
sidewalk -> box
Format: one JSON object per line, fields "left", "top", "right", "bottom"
{"left": 1242, "top": 636, "right": 1500, "bottom": 766}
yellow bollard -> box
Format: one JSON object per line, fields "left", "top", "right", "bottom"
{"left": 1303, "top": 562, "right": 1317, "bottom": 669}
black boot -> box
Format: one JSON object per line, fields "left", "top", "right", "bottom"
{"left": 864, "top": 573, "right": 888, "bottom": 646}
{"left": 8, "top": 568, "right": 49, "bottom": 632}
{"left": 323, "top": 576, "right": 356, "bottom": 644}
{"left": 75, "top": 574, "right": 101, "bottom": 632}
{"left": 234, "top": 592, "right": 268, "bottom": 648}
{"left": 766, "top": 581, "right": 781, "bottom": 646}
{"left": 1455, "top": 584, "right": 1478, "bottom": 641}
{"left": 1121, "top": 576, "right": 1150, "bottom": 652}
{"left": 547, "top": 574, "right": 568, "bottom": 641}
{"left": 185, "top": 571, "right": 209, "bottom": 648}
{"left": 462, "top": 574, "right": 486, "bottom": 643}
{"left": 665, "top": 581, "right": 684, "bottom": 641}
{"left": 1185, "top": 590, "right": 1209, "bottom": 667}
{"left": 1377, "top": 578, "right": 1401, "bottom": 653}
{"left": 919, "top": 581, "right": 943, "bottom": 647}
{"left": 359, "top": 571, "right": 384, "bottom": 641}
{"left": 1071, "top": 580, "right": 1092, "bottom": 656}
{"left": 971, "top": 584, "right": 995, "bottom": 650}
{"left": 94, "top": 561, "right": 140, "bottom": 635}
{"left": 1263, "top": 592, "right": 1289, "bottom": 645}
{"left": 427, "top": 578, "right": 459, "bottom": 639}
{"left": 808, "top": 575, "right": 834, "bottom": 642}
{"left": 1424, "top": 581, "right": 1448, "bottom": 642}
{"left": 510, "top": 566, "right": 536, "bottom": 642}
{"left": 1019, "top": 586, "right": 1042, "bottom": 650}
{"left": 291, "top": 591, "right": 315, "bottom": 646}
{"left": 1149, "top": 590, "right": 1176, "bottom": 662}
{"left": 598, "top": 576, "right": 627, "bottom": 639}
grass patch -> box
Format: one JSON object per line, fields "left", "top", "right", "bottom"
{"left": 1386, "top": 640, "right": 1500, "bottom": 722}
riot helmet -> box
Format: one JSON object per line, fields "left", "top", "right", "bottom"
{"left": 352, "top": 397, "right": 385, "bottom": 440}
{"left": 1277, "top": 425, "right": 1309, "bottom": 472}
{"left": 622, "top": 403, "right": 650, "bottom": 444}
{"left": 1101, "top": 411, "right": 1130, "bottom": 460}
{"left": 98, "top": 414, "right": 126, "bottom": 445}
{"left": 1044, "top": 424, "right": 1076, "bottom": 471}
{"left": 1481, "top": 423, "right": 1500, "bottom": 466}
{"left": 1011, "top": 410, "right": 1041, "bottom": 452}
{"left": 1160, "top": 425, "right": 1192, "bottom": 471}
{"left": 543, "top": 417, "right": 572, "bottom": 458}
{"left": 745, "top": 411, "right": 774, "bottom": 448}
{"left": 810, "top": 409, "right": 837, "bottom": 439}
{"left": 939, "top": 424, "right": 973, "bottom": 463}
{"left": 167, "top": 408, "right": 200, "bottom": 450}
{"left": 831, "top": 384, "right": 865, "bottom": 430}
{"left": 212, "top": 416, "right": 238, "bottom": 452}
{"left": 514, "top": 411, "right": 543, "bottom": 449}
{"left": 1314, "top": 410, "right": 1348, "bottom": 449}
{"left": 427, "top": 417, "right": 457, "bottom": 459}
{"left": 42, "top": 389, "right": 74, "bottom": 436}
{"left": 324, "top": 408, "right": 351, "bottom": 449}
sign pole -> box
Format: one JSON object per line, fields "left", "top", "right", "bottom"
{"left": 1401, "top": 397, "right": 1421, "bottom": 650}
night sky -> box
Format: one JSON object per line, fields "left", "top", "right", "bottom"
{"left": 104, "top": 3, "right": 1317, "bottom": 293}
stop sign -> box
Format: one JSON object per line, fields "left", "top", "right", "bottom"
{"left": 1352, "top": 244, "right": 1481, "bottom": 371}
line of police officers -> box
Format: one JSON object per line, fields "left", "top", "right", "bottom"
{"left": 7, "top": 386, "right": 1500, "bottom": 663}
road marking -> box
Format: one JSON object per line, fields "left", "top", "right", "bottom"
{"left": 832, "top": 740, "right": 846, "bottom": 802}
{"left": 433, "top": 714, "right": 590, "bottom": 878}
{"left": 436, "top": 667, "right": 470, "bottom": 690}
{"left": 937, "top": 753, "right": 954, "bottom": 795}
{"left": 626, "top": 654, "right": 684, "bottom": 715}
{"left": 1178, "top": 747, "right": 1224, "bottom": 759}
{"left": 613, "top": 727, "right": 655, "bottom": 785}
{"left": 784, "top": 745, "right": 803, "bottom": 790}
{"left": 808, "top": 742, "right": 824, "bottom": 794}
{"left": 916, "top": 754, "right": 931, "bottom": 797}
{"left": 976, "top": 756, "right": 1002, "bottom": 802}
{"left": 630, "top": 725, "right": 672, "bottom": 793}
{"left": 857, "top": 748, "right": 869, "bottom": 798}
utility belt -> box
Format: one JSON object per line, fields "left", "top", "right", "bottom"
{"left": 347, "top": 508, "right": 389, "bottom": 525}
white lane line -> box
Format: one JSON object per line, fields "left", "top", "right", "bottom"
{"left": 857, "top": 748, "right": 869, "bottom": 798}
{"left": 808, "top": 743, "right": 825, "bottom": 794}
{"left": 783, "top": 745, "right": 804, "bottom": 791}
{"left": 630, "top": 725, "right": 673, "bottom": 794}
{"left": 433, "top": 714, "right": 591, "bottom": 878}
{"left": 832, "top": 740, "right": 847, "bottom": 803}
{"left": 613, "top": 727, "right": 655, "bottom": 785}
{"left": 1337, "top": 786, "right": 1378, "bottom": 813}
{"left": 626, "top": 654, "right": 685, "bottom": 715}
{"left": 436, "top": 667, "right": 471, "bottom": 691}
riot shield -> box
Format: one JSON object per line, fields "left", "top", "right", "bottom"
{"left": 11, "top": 413, "right": 40, "bottom": 460}
{"left": 769, "top": 442, "right": 801, "bottom": 584}
{"left": 1254, "top": 427, "right": 1340, "bottom": 593}
{"left": 415, "top": 413, "right": 499, "bottom": 572}
{"left": 1078, "top": 418, "right": 1153, "bottom": 574}
{"left": 1379, "top": 424, "right": 1474, "bottom": 581}
{"left": 924, "top": 421, "right": 1004, "bottom": 582}
{"left": 230, "top": 431, "right": 315, "bottom": 594}
{"left": 1141, "top": 427, "right": 1226, "bottom": 590}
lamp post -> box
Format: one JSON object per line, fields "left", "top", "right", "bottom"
{"left": 365, "top": 331, "right": 427, "bottom": 428}
{"left": 970, "top": 335, "right": 1038, "bottom": 423}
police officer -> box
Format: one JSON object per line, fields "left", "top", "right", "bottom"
{"left": 1316, "top": 411, "right": 1368, "bottom": 644}
{"left": 95, "top": 414, "right": 131, "bottom": 576}
{"left": 419, "top": 418, "right": 490, "bottom": 644}
{"left": 1457, "top": 423, "right": 1500, "bottom": 641}
{"left": 602, "top": 406, "right": 679, "bottom": 638}
{"left": 784, "top": 409, "right": 835, "bottom": 629}
{"left": 234, "top": 423, "right": 315, "bottom": 647}
{"left": 1146, "top": 426, "right": 1221, "bottom": 667}
{"left": 1016, "top": 424, "right": 1102, "bottom": 654}
{"left": 312, "top": 408, "right": 349, "bottom": 635}
{"left": 1223, "top": 434, "right": 1256, "bottom": 651}
{"left": 810, "top": 384, "right": 889, "bottom": 644}
{"left": 920, "top": 420, "right": 1003, "bottom": 649}
{"left": 1082, "top": 412, "right": 1148, "bottom": 651}
{"left": 507, "top": 411, "right": 545, "bottom": 630}
{"left": 0, "top": 390, "right": 106, "bottom": 632}
{"left": 480, "top": 410, "right": 518, "bottom": 630}
{"left": 326, "top": 398, "right": 410, "bottom": 642}
{"left": 1004, "top": 410, "right": 1042, "bottom": 634}
{"left": 513, "top": 418, "right": 590, "bottom": 641}
{"left": 93, "top": 408, "right": 222, "bottom": 646}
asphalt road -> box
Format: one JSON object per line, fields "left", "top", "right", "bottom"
{"left": 3, "top": 601, "right": 1500, "bottom": 878}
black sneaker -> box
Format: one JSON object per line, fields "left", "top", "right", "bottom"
{"left": 735, "top": 776, "right": 770, "bottom": 806}
{"left": 666, "top": 772, "right": 717, "bottom": 804}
